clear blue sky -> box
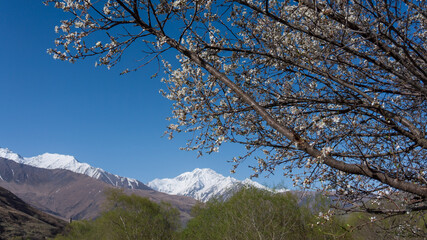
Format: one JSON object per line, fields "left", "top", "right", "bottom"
{"left": 0, "top": 1, "right": 289, "bottom": 187}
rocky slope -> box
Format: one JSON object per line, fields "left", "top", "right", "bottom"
{"left": 0, "top": 185, "right": 66, "bottom": 239}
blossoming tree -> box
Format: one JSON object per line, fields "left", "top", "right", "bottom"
{"left": 46, "top": 0, "right": 426, "bottom": 217}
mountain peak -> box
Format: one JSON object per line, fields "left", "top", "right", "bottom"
{"left": 178, "top": 168, "right": 222, "bottom": 180}
{"left": 24, "top": 152, "right": 100, "bottom": 178}
{"left": 38, "top": 152, "right": 77, "bottom": 162}
{"left": 27, "top": 152, "right": 80, "bottom": 168}
{"left": 192, "top": 168, "right": 215, "bottom": 173}
{"left": 148, "top": 168, "right": 283, "bottom": 202}
{"left": 0, "top": 148, "right": 24, "bottom": 162}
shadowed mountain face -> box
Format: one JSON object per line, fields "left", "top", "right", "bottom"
{"left": 0, "top": 157, "right": 197, "bottom": 222}
{"left": 0, "top": 185, "right": 66, "bottom": 240}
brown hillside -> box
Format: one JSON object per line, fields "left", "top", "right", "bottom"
{"left": 0, "top": 157, "right": 197, "bottom": 222}
{"left": 0, "top": 186, "right": 66, "bottom": 239}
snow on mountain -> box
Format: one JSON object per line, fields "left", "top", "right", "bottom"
{"left": 148, "top": 168, "right": 287, "bottom": 202}
{"left": 1, "top": 148, "right": 287, "bottom": 201}
{"left": 0, "top": 148, "right": 24, "bottom": 162}
{"left": 0, "top": 148, "right": 150, "bottom": 190}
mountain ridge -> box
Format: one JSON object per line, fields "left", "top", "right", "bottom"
{"left": 0, "top": 148, "right": 150, "bottom": 190}
{"left": 0, "top": 147, "right": 287, "bottom": 203}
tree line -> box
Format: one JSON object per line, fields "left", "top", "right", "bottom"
{"left": 55, "top": 188, "right": 426, "bottom": 239}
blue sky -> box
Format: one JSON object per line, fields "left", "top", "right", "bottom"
{"left": 0, "top": 1, "right": 288, "bottom": 187}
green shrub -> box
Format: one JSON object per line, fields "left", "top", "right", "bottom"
{"left": 179, "top": 187, "right": 351, "bottom": 240}
{"left": 55, "top": 189, "right": 180, "bottom": 240}
{"left": 58, "top": 187, "right": 425, "bottom": 239}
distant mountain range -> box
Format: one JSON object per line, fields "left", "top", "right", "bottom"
{"left": 148, "top": 168, "right": 287, "bottom": 202}
{"left": 0, "top": 147, "right": 286, "bottom": 218}
{"left": 0, "top": 148, "right": 149, "bottom": 191}
{"left": 0, "top": 152, "right": 196, "bottom": 222}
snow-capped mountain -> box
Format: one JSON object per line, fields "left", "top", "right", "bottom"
{"left": 148, "top": 168, "right": 287, "bottom": 202}
{"left": 0, "top": 148, "right": 286, "bottom": 202}
{"left": 0, "top": 148, "right": 22, "bottom": 162}
{"left": 0, "top": 148, "right": 150, "bottom": 190}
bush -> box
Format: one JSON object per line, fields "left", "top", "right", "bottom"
{"left": 58, "top": 187, "right": 424, "bottom": 239}
{"left": 55, "top": 189, "right": 180, "bottom": 240}
{"left": 179, "top": 187, "right": 351, "bottom": 240}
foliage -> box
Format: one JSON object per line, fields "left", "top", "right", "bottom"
{"left": 45, "top": 0, "right": 426, "bottom": 216}
{"left": 53, "top": 187, "right": 426, "bottom": 239}
{"left": 345, "top": 207, "right": 427, "bottom": 239}
{"left": 54, "top": 220, "right": 99, "bottom": 240}
{"left": 55, "top": 189, "right": 180, "bottom": 240}
{"left": 179, "top": 187, "right": 351, "bottom": 240}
